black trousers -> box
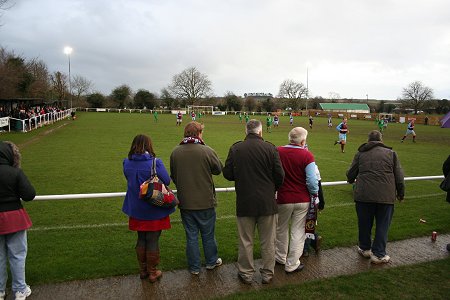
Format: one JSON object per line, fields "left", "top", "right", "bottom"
{"left": 355, "top": 202, "right": 394, "bottom": 257}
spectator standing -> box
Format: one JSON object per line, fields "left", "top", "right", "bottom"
{"left": 223, "top": 119, "right": 285, "bottom": 284}
{"left": 347, "top": 130, "right": 405, "bottom": 264}
{"left": 122, "top": 134, "right": 175, "bottom": 282}
{"left": 443, "top": 155, "right": 450, "bottom": 203}
{"left": 303, "top": 164, "right": 325, "bottom": 257}
{"left": 443, "top": 155, "right": 450, "bottom": 252}
{"left": 170, "top": 122, "right": 223, "bottom": 275}
{"left": 275, "top": 127, "right": 319, "bottom": 273}
{"left": 0, "top": 141, "right": 36, "bottom": 300}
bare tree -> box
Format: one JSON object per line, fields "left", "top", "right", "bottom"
{"left": 0, "top": 0, "right": 14, "bottom": 23}
{"left": 50, "top": 71, "right": 68, "bottom": 101}
{"left": 278, "top": 79, "right": 307, "bottom": 99}
{"left": 27, "top": 58, "right": 50, "bottom": 98}
{"left": 0, "top": 0, "right": 13, "bottom": 9}
{"left": 328, "top": 92, "right": 341, "bottom": 102}
{"left": 169, "top": 67, "right": 212, "bottom": 105}
{"left": 278, "top": 79, "right": 308, "bottom": 110}
{"left": 160, "top": 87, "right": 178, "bottom": 109}
{"left": 401, "top": 81, "right": 434, "bottom": 114}
{"left": 72, "top": 75, "right": 93, "bottom": 101}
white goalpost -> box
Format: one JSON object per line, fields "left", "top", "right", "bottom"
{"left": 187, "top": 105, "right": 214, "bottom": 115}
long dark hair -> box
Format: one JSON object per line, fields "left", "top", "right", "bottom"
{"left": 128, "top": 134, "right": 155, "bottom": 159}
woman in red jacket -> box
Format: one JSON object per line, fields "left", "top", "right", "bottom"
{"left": 0, "top": 141, "right": 36, "bottom": 300}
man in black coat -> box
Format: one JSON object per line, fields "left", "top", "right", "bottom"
{"left": 223, "top": 119, "right": 284, "bottom": 284}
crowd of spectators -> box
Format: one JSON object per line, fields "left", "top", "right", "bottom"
{"left": 0, "top": 102, "right": 67, "bottom": 131}
{"left": 0, "top": 103, "right": 65, "bottom": 119}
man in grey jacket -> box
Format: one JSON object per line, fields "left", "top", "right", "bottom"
{"left": 223, "top": 119, "right": 285, "bottom": 284}
{"left": 170, "top": 121, "right": 223, "bottom": 275}
{"left": 347, "top": 130, "right": 404, "bottom": 264}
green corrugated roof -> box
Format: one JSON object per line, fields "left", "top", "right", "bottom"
{"left": 319, "top": 103, "right": 370, "bottom": 110}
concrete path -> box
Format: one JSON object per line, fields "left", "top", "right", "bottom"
{"left": 15, "top": 234, "right": 450, "bottom": 300}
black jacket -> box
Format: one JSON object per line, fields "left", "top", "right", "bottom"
{"left": 0, "top": 142, "right": 36, "bottom": 212}
{"left": 443, "top": 155, "right": 450, "bottom": 202}
{"left": 223, "top": 133, "right": 284, "bottom": 217}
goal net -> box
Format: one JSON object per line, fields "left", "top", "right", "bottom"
{"left": 187, "top": 105, "right": 214, "bottom": 115}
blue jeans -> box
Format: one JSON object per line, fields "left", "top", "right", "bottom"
{"left": 180, "top": 208, "right": 218, "bottom": 272}
{"left": 356, "top": 202, "right": 394, "bottom": 257}
{"left": 0, "top": 230, "right": 28, "bottom": 293}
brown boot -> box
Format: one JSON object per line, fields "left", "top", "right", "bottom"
{"left": 147, "top": 251, "right": 162, "bottom": 283}
{"left": 136, "top": 247, "right": 149, "bottom": 279}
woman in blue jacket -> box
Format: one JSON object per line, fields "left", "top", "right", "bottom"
{"left": 122, "top": 134, "right": 174, "bottom": 283}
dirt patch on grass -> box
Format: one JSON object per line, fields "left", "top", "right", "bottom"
{"left": 17, "top": 122, "right": 70, "bottom": 149}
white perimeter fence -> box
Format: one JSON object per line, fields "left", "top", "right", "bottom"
{"left": 1, "top": 109, "right": 72, "bottom": 133}
{"left": 34, "top": 175, "right": 445, "bottom": 201}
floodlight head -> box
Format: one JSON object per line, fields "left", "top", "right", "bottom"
{"left": 64, "top": 46, "right": 73, "bottom": 55}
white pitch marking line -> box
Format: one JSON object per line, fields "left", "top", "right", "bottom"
{"left": 29, "top": 193, "right": 445, "bottom": 232}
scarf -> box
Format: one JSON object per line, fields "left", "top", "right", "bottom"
{"left": 179, "top": 136, "right": 205, "bottom": 145}
{"left": 305, "top": 194, "right": 319, "bottom": 240}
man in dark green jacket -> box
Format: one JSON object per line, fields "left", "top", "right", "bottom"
{"left": 170, "top": 122, "right": 223, "bottom": 275}
{"left": 223, "top": 119, "right": 285, "bottom": 284}
{"left": 347, "top": 130, "right": 404, "bottom": 264}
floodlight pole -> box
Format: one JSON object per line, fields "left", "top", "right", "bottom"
{"left": 306, "top": 67, "right": 309, "bottom": 111}
{"left": 64, "top": 47, "right": 73, "bottom": 110}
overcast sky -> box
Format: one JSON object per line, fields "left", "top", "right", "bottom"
{"left": 1, "top": 0, "right": 449, "bottom": 100}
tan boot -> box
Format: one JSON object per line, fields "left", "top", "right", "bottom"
{"left": 136, "top": 247, "right": 149, "bottom": 279}
{"left": 147, "top": 251, "right": 163, "bottom": 283}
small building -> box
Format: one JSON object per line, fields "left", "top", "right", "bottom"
{"left": 243, "top": 93, "right": 273, "bottom": 101}
{"left": 319, "top": 103, "right": 370, "bottom": 114}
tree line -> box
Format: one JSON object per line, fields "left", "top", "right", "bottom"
{"left": 1, "top": 47, "right": 448, "bottom": 114}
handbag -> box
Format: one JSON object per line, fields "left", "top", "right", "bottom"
{"left": 440, "top": 175, "right": 450, "bottom": 192}
{"left": 139, "top": 158, "right": 178, "bottom": 208}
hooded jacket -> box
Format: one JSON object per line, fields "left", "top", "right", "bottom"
{"left": 346, "top": 141, "right": 404, "bottom": 204}
{"left": 0, "top": 141, "right": 36, "bottom": 212}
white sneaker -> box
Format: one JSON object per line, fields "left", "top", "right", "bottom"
{"left": 0, "top": 290, "right": 5, "bottom": 300}
{"left": 370, "top": 254, "right": 390, "bottom": 264}
{"left": 206, "top": 258, "right": 223, "bottom": 270}
{"left": 357, "top": 247, "right": 372, "bottom": 258}
{"left": 15, "top": 285, "right": 31, "bottom": 300}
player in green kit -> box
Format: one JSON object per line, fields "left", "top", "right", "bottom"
{"left": 266, "top": 114, "right": 273, "bottom": 133}
{"left": 153, "top": 111, "right": 158, "bottom": 123}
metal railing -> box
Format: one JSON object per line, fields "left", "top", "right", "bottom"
{"left": 7, "top": 109, "right": 72, "bottom": 132}
{"left": 33, "top": 175, "right": 444, "bottom": 201}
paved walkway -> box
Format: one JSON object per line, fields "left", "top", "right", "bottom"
{"left": 15, "top": 234, "right": 450, "bottom": 300}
